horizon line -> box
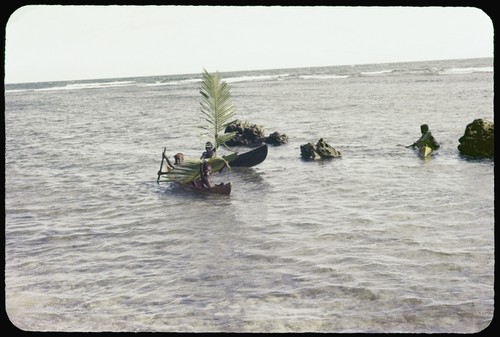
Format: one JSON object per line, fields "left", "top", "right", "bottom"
{"left": 5, "top": 56, "right": 493, "bottom": 85}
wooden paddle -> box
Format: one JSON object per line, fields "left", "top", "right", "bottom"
{"left": 157, "top": 147, "right": 166, "bottom": 183}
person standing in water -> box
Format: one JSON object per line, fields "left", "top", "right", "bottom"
{"left": 409, "top": 124, "right": 440, "bottom": 150}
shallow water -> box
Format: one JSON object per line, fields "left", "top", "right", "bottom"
{"left": 5, "top": 58, "right": 494, "bottom": 332}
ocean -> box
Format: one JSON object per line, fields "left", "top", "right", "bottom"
{"left": 4, "top": 57, "right": 494, "bottom": 332}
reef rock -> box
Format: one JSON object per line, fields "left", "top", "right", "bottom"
{"left": 300, "top": 143, "right": 318, "bottom": 159}
{"left": 265, "top": 131, "right": 289, "bottom": 146}
{"left": 225, "top": 120, "right": 266, "bottom": 147}
{"left": 300, "top": 138, "right": 341, "bottom": 160}
{"left": 316, "top": 138, "right": 342, "bottom": 158}
{"left": 457, "top": 119, "right": 494, "bottom": 159}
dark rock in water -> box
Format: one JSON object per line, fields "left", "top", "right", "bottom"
{"left": 265, "top": 131, "right": 289, "bottom": 146}
{"left": 457, "top": 119, "right": 494, "bottom": 159}
{"left": 225, "top": 120, "right": 266, "bottom": 147}
{"left": 316, "top": 138, "right": 342, "bottom": 158}
{"left": 300, "top": 138, "right": 341, "bottom": 160}
{"left": 300, "top": 142, "right": 318, "bottom": 159}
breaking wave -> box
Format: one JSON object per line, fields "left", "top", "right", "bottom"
{"left": 5, "top": 58, "right": 493, "bottom": 93}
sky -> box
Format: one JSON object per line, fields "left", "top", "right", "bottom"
{"left": 4, "top": 5, "right": 494, "bottom": 83}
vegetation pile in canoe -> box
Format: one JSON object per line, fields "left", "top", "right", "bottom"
{"left": 157, "top": 69, "right": 268, "bottom": 194}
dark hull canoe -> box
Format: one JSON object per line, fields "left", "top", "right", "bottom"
{"left": 228, "top": 144, "right": 268, "bottom": 167}
{"left": 188, "top": 181, "right": 232, "bottom": 195}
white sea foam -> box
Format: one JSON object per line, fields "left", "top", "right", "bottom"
{"left": 179, "top": 78, "right": 203, "bottom": 84}
{"left": 5, "top": 89, "right": 27, "bottom": 93}
{"left": 36, "top": 80, "right": 137, "bottom": 92}
{"left": 141, "top": 81, "right": 170, "bottom": 87}
{"left": 360, "top": 69, "right": 393, "bottom": 76}
{"left": 140, "top": 78, "right": 199, "bottom": 87}
{"left": 150, "top": 78, "right": 203, "bottom": 86}
{"left": 299, "top": 74, "right": 350, "bottom": 80}
{"left": 224, "top": 74, "right": 289, "bottom": 83}
{"left": 438, "top": 67, "right": 493, "bottom": 75}
{"left": 6, "top": 60, "right": 493, "bottom": 94}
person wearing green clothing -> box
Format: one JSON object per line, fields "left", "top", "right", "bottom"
{"left": 409, "top": 124, "right": 440, "bottom": 150}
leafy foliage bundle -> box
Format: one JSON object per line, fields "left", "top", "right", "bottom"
{"left": 199, "top": 69, "right": 237, "bottom": 150}
{"left": 159, "top": 69, "right": 238, "bottom": 184}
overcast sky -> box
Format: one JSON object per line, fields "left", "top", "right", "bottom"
{"left": 4, "top": 5, "right": 494, "bottom": 83}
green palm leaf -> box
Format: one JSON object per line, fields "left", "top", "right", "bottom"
{"left": 159, "top": 153, "right": 238, "bottom": 184}
{"left": 158, "top": 70, "right": 241, "bottom": 185}
{"left": 200, "top": 69, "right": 237, "bottom": 150}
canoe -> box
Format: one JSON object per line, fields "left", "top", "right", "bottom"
{"left": 158, "top": 153, "right": 237, "bottom": 184}
{"left": 228, "top": 144, "right": 268, "bottom": 167}
{"left": 188, "top": 181, "right": 232, "bottom": 195}
{"left": 157, "top": 144, "right": 266, "bottom": 185}
{"left": 418, "top": 145, "right": 433, "bottom": 158}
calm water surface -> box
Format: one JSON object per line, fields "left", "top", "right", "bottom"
{"left": 5, "top": 58, "right": 494, "bottom": 332}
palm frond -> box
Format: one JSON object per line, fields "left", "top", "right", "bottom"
{"left": 160, "top": 158, "right": 202, "bottom": 183}
{"left": 199, "top": 69, "right": 236, "bottom": 150}
{"left": 159, "top": 153, "right": 238, "bottom": 184}
{"left": 216, "top": 132, "right": 238, "bottom": 148}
